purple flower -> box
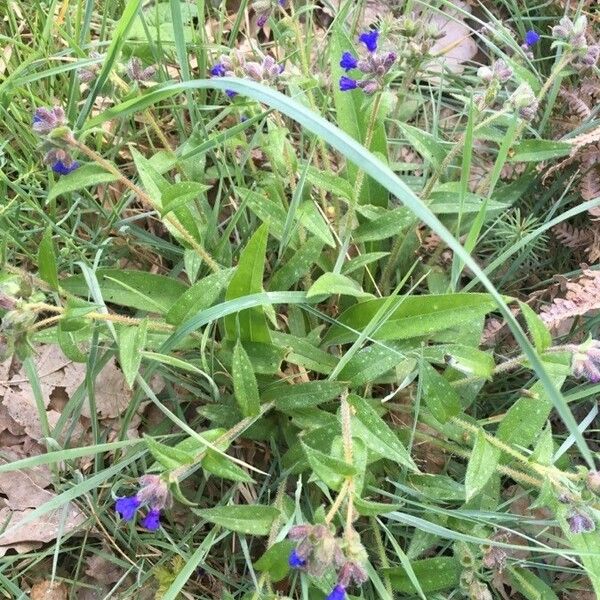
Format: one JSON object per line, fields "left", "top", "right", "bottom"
{"left": 257, "top": 13, "right": 268, "bottom": 28}
{"left": 115, "top": 495, "right": 141, "bottom": 521}
{"left": 52, "top": 160, "right": 80, "bottom": 175}
{"left": 140, "top": 508, "right": 161, "bottom": 531}
{"left": 524, "top": 30, "right": 540, "bottom": 46}
{"left": 340, "top": 52, "right": 358, "bottom": 72}
{"left": 288, "top": 549, "right": 306, "bottom": 569}
{"left": 359, "top": 30, "right": 379, "bottom": 53}
{"left": 225, "top": 89, "right": 237, "bottom": 98}
{"left": 210, "top": 63, "right": 227, "bottom": 77}
{"left": 567, "top": 511, "right": 595, "bottom": 534}
{"left": 339, "top": 76, "right": 358, "bottom": 91}
{"left": 326, "top": 585, "right": 346, "bottom": 600}
{"left": 278, "top": 0, "right": 286, "bottom": 5}
{"left": 32, "top": 106, "right": 66, "bottom": 135}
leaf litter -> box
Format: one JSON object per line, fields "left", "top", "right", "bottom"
{"left": 0, "top": 344, "right": 147, "bottom": 555}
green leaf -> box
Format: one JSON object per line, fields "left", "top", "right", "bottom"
{"left": 38, "top": 227, "right": 59, "bottom": 290}
{"left": 507, "top": 567, "right": 559, "bottom": 600}
{"left": 385, "top": 557, "right": 462, "bottom": 593}
{"left": 520, "top": 301, "right": 552, "bottom": 353}
{"left": 353, "top": 496, "right": 402, "bottom": 516}
{"left": 62, "top": 269, "right": 187, "bottom": 313}
{"left": 465, "top": 430, "right": 501, "bottom": 501}
{"left": 347, "top": 394, "right": 417, "bottom": 471}
{"left": 270, "top": 237, "right": 324, "bottom": 291}
{"left": 302, "top": 441, "right": 356, "bottom": 490}
{"left": 263, "top": 380, "right": 346, "bottom": 411}
{"left": 509, "top": 139, "right": 571, "bottom": 162}
{"left": 420, "top": 362, "right": 462, "bottom": 423}
{"left": 497, "top": 374, "right": 566, "bottom": 456}
{"left": 161, "top": 181, "right": 210, "bottom": 216}
{"left": 47, "top": 164, "right": 119, "bottom": 201}
{"left": 202, "top": 452, "right": 254, "bottom": 483}
{"left": 232, "top": 339, "right": 260, "bottom": 417}
{"left": 338, "top": 343, "right": 415, "bottom": 387}
{"left": 241, "top": 188, "right": 287, "bottom": 239}
{"left": 354, "top": 207, "right": 413, "bottom": 242}
{"left": 254, "top": 540, "right": 296, "bottom": 582}
{"left": 165, "top": 269, "right": 234, "bottom": 325}
{"left": 224, "top": 223, "right": 271, "bottom": 343}
{"left": 196, "top": 505, "right": 279, "bottom": 536}
{"left": 117, "top": 320, "right": 148, "bottom": 388}
{"left": 397, "top": 122, "right": 448, "bottom": 169}
{"left": 145, "top": 435, "right": 194, "bottom": 470}
{"left": 304, "top": 164, "right": 354, "bottom": 200}
{"left": 307, "top": 273, "right": 372, "bottom": 299}
{"left": 324, "top": 294, "right": 502, "bottom": 344}
{"left": 295, "top": 202, "right": 335, "bottom": 247}
{"left": 342, "top": 252, "right": 389, "bottom": 275}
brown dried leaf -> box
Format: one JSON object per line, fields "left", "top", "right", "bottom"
{"left": 85, "top": 554, "right": 126, "bottom": 585}
{"left": 0, "top": 453, "right": 53, "bottom": 509}
{"left": 1, "top": 346, "right": 132, "bottom": 442}
{"left": 428, "top": 0, "right": 477, "bottom": 76}
{"left": 540, "top": 269, "right": 600, "bottom": 328}
{"left": 0, "top": 503, "right": 85, "bottom": 555}
{"left": 30, "top": 581, "right": 68, "bottom": 600}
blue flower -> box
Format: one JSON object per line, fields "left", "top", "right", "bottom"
{"left": 225, "top": 89, "right": 237, "bottom": 98}
{"left": 326, "top": 585, "right": 346, "bottom": 600}
{"left": 115, "top": 495, "right": 141, "bottom": 521}
{"left": 288, "top": 549, "right": 306, "bottom": 569}
{"left": 140, "top": 508, "right": 161, "bottom": 531}
{"left": 52, "top": 160, "right": 80, "bottom": 175}
{"left": 339, "top": 76, "right": 358, "bottom": 91}
{"left": 210, "top": 63, "right": 227, "bottom": 77}
{"left": 340, "top": 52, "right": 358, "bottom": 72}
{"left": 359, "top": 30, "right": 379, "bottom": 52}
{"left": 524, "top": 30, "right": 540, "bottom": 46}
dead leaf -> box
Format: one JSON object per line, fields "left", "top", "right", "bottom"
{"left": 0, "top": 502, "right": 85, "bottom": 555}
{"left": 0, "top": 453, "right": 53, "bottom": 509}
{"left": 30, "top": 580, "right": 68, "bottom": 600}
{"left": 428, "top": 0, "right": 478, "bottom": 76}
{"left": 1, "top": 345, "right": 132, "bottom": 443}
{"left": 85, "top": 554, "right": 126, "bottom": 585}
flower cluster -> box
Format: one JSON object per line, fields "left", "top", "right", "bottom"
{"left": 126, "top": 57, "right": 156, "bottom": 83}
{"left": 32, "top": 107, "right": 80, "bottom": 176}
{"left": 252, "top": 0, "right": 287, "bottom": 29}
{"left": 210, "top": 52, "right": 285, "bottom": 98}
{"left": 114, "top": 475, "right": 171, "bottom": 532}
{"left": 567, "top": 510, "right": 595, "bottom": 534}
{"left": 507, "top": 82, "right": 538, "bottom": 121}
{"left": 477, "top": 58, "right": 513, "bottom": 84}
{"left": 339, "top": 30, "right": 397, "bottom": 95}
{"left": 288, "top": 524, "right": 368, "bottom": 599}
{"left": 571, "top": 339, "right": 600, "bottom": 383}
{"left": 520, "top": 29, "right": 540, "bottom": 59}
{"left": 77, "top": 51, "right": 103, "bottom": 83}
{"left": 552, "top": 16, "right": 599, "bottom": 70}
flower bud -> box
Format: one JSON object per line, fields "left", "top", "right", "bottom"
{"left": 587, "top": 471, "right": 600, "bottom": 495}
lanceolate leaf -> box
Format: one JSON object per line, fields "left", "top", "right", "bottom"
{"left": 232, "top": 339, "right": 260, "bottom": 417}
{"left": 196, "top": 505, "right": 279, "bottom": 536}
{"left": 323, "top": 294, "right": 502, "bottom": 345}
{"left": 347, "top": 394, "right": 417, "bottom": 471}
{"left": 465, "top": 430, "right": 501, "bottom": 501}
{"left": 224, "top": 223, "right": 271, "bottom": 343}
